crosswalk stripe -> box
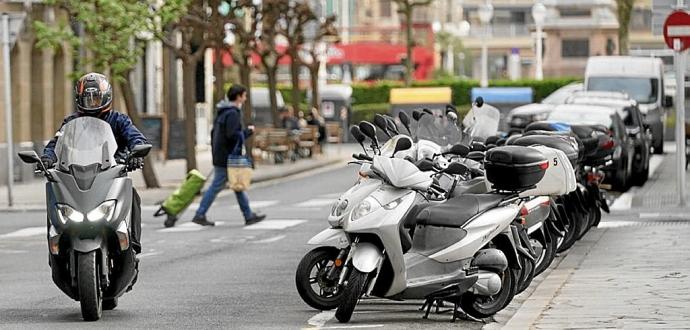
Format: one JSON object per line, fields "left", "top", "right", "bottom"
{"left": 157, "top": 222, "right": 205, "bottom": 233}
{"left": 296, "top": 199, "right": 335, "bottom": 208}
{"left": 243, "top": 219, "right": 307, "bottom": 230}
{"left": 233, "top": 200, "right": 279, "bottom": 209}
{"left": 0, "top": 227, "right": 45, "bottom": 238}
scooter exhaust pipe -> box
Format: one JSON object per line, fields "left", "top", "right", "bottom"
{"left": 470, "top": 271, "right": 502, "bottom": 296}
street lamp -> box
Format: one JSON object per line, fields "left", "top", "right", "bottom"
{"left": 478, "top": 2, "right": 493, "bottom": 88}
{"left": 532, "top": 2, "right": 546, "bottom": 81}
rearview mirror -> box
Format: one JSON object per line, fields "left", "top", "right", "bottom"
{"left": 393, "top": 137, "right": 412, "bottom": 155}
{"left": 384, "top": 115, "right": 399, "bottom": 135}
{"left": 444, "top": 144, "right": 470, "bottom": 157}
{"left": 412, "top": 110, "right": 423, "bottom": 121}
{"left": 444, "top": 162, "right": 470, "bottom": 176}
{"left": 475, "top": 96, "right": 484, "bottom": 108}
{"left": 18, "top": 151, "right": 41, "bottom": 164}
{"left": 359, "top": 121, "right": 379, "bottom": 146}
{"left": 350, "top": 125, "right": 366, "bottom": 144}
{"left": 373, "top": 114, "right": 391, "bottom": 137}
{"left": 398, "top": 111, "right": 412, "bottom": 134}
{"left": 664, "top": 95, "right": 673, "bottom": 108}
{"left": 131, "top": 144, "right": 153, "bottom": 158}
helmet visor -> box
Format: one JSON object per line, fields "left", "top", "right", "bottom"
{"left": 79, "top": 87, "right": 104, "bottom": 110}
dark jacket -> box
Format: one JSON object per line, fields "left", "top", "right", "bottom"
{"left": 43, "top": 111, "right": 148, "bottom": 161}
{"left": 212, "top": 100, "right": 252, "bottom": 167}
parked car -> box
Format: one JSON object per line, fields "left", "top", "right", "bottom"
{"left": 548, "top": 104, "right": 636, "bottom": 191}
{"left": 565, "top": 93, "right": 652, "bottom": 185}
{"left": 506, "top": 82, "right": 583, "bottom": 133}
{"left": 585, "top": 56, "right": 672, "bottom": 154}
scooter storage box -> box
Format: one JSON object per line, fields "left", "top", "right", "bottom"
{"left": 508, "top": 135, "right": 579, "bottom": 168}
{"left": 519, "top": 146, "right": 577, "bottom": 197}
{"left": 484, "top": 146, "right": 548, "bottom": 191}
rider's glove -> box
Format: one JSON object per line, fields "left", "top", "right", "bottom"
{"left": 40, "top": 156, "right": 55, "bottom": 170}
{"left": 127, "top": 157, "right": 145, "bottom": 171}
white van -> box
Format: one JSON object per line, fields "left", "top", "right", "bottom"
{"left": 585, "top": 56, "right": 672, "bottom": 154}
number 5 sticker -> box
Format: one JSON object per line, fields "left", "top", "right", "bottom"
{"left": 553, "top": 157, "right": 558, "bottom": 166}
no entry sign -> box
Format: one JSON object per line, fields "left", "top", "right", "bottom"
{"left": 664, "top": 10, "right": 690, "bottom": 50}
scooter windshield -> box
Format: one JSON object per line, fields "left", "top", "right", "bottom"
{"left": 54, "top": 117, "right": 118, "bottom": 172}
{"left": 462, "top": 103, "right": 500, "bottom": 142}
{"left": 415, "top": 112, "right": 462, "bottom": 147}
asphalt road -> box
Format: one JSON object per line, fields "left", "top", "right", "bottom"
{"left": 0, "top": 164, "right": 485, "bottom": 329}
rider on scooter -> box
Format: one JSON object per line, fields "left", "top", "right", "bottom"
{"left": 41, "top": 72, "right": 147, "bottom": 254}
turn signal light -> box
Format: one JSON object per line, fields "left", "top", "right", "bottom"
{"left": 334, "top": 259, "right": 343, "bottom": 267}
{"left": 520, "top": 206, "right": 529, "bottom": 217}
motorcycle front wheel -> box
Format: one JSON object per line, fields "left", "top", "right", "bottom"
{"left": 295, "top": 247, "right": 343, "bottom": 310}
{"left": 78, "top": 251, "right": 102, "bottom": 321}
{"left": 335, "top": 269, "right": 368, "bottom": 323}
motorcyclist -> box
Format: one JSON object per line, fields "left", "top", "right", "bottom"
{"left": 41, "top": 72, "right": 147, "bottom": 254}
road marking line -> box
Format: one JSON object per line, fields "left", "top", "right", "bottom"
{"left": 138, "top": 251, "right": 161, "bottom": 258}
{"left": 157, "top": 222, "right": 205, "bottom": 232}
{"left": 307, "top": 311, "right": 335, "bottom": 328}
{"left": 234, "top": 200, "right": 279, "bottom": 209}
{"left": 0, "top": 227, "right": 45, "bottom": 238}
{"left": 296, "top": 199, "right": 335, "bottom": 208}
{"left": 317, "top": 325, "right": 384, "bottom": 329}
{"left": 639, "top": 212, "right": 661, "bottom": 219}
{"left": 251, "top": 234, "right": 286, "bottom": 243}
{"left": 0, "top": 249, "right": 28, "bottom": 254}
{"left": 243, "top": 219, "right": 307, "bottom": 230}
{"left": 597, "top": 221, "right": 639, "bottom": 228}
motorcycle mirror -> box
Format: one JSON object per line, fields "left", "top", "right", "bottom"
{"left": 393, "top": 137, "right": 412, "bottom": 155}
{"left": 444, "top": 162, "right": 470, "bottom": 176}
{"left": 445, "top": 104, "right": 457, "bottom": 115}
{"left": 467, "top": 151, "right": 485, "bottom": 163}
{"left": 422, "top": 108, "right": 434, "bottom": 116}
{"left": 416, "top": 159, "right": 435, "bottom": 172}
{"left": 470, "top": 141, "right": 486, "bottom": 152}
{"left": 373, "top": 114, "right": 392, "bottom": 138}
{"left": 444, "top": 144, "right": 470, "bottom": 157}
{"left": 475, "top": 96, "right": 484, "bottom": 108}
{"left": 412, "top": 110, "right": 423, "bottom": 121}
{"left": 447, "top": 111, "right": 458, "bottom": 124}
{"left": 350, "top": 125, "right": 366, "bottom": 145}
{"left": 131, "top": 144, "right": 153, "bottom": 158}
{"left": 359, "top": 121, "right": 379, "bottom": 147}
{"left": 17, "top": 151, "right": 41, "bottom": 164}
{"left": 398, "top": 111, "right": 411, "bottom": 129}
{"left": 384, "top": 116, "right": 400, "bottom": 135}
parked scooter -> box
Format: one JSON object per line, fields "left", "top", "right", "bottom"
{"left": 17, "top": 117, "right": 151, "bottom": 321}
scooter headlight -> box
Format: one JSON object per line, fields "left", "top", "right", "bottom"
{"left": 87, "top": 200, "right": 117, "bottom": 222}
{"left": 351, "top": 197, "right": 380, "bottom": 221}
{"left": 56, "top": 204, "right": 84, "bottom": 223}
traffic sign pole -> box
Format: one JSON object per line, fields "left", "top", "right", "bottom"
{"left": 674, "top": 39, "right": 687, "bottom": 207}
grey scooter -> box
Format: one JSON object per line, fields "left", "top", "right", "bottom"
{"left": 18, "top": 117, "right": 151, "bottom": 321}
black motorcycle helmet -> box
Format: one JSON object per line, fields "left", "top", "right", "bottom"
{"left": 75, "top": 73, "right": 112, "bottom": 116}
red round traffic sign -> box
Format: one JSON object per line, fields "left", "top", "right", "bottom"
{"left": 664, "top": 10, "right": 690, "bottom": 51}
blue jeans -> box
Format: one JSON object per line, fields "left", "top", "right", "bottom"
{"left": 195, "top": 166, "right": 253, "bottom": 220}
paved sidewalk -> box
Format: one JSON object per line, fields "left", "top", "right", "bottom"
{"left": 491, "top": 147, "right": 690, "bottom": 329}
{"left": 0, "top": 144, "right": 357, "bottom": 210}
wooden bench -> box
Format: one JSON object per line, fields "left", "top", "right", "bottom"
{"left": 298, "top": 125, "right": 320, "bottom": 157}
{"left": 326, "top": 122, "right": 343, "bottom": 144}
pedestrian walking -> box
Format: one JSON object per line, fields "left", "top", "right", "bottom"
{"left": 192, "top": 84, "right": 266, "bottom": 226}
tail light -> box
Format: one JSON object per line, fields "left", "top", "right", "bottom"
{"left": 602, "top": 140, "right": 615, "bottom": 150}
{"left": 539, "top": 161, "right": 549, "bottom": 170}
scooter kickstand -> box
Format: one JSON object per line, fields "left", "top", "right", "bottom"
{"left": 452, "top": 306, "right": 483, "bottom": 323}
{"left": 422, "top": 298, "right": 434, "bottom": 319}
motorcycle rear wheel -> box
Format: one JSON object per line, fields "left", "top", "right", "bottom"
{"left": 78, "top": 251, "right": 102, "bottom": 321}
{"left": 461, "top": 267, "right": 517, "bottom": 318}
{"left": 335, "top": 269, "right": 368, "bottom": 323}
{"left": 295, "top": 247, "right": 343, "bottom": 310}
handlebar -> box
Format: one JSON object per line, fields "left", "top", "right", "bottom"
{"left": 352, "top": 153, "right": 373, "bottom": 161}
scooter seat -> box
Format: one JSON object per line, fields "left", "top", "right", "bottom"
{"left": 416, "top": 194, "right": 506, "bottom": 228}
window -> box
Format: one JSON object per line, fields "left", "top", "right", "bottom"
{"left": 560, "top": 8, "right": 590, "bottom": 17}
{"left": 561, "top": 39, "right": 589, "bottom": 58}
{"left": 380, "top": 0, "right": 391, "bottom": 18}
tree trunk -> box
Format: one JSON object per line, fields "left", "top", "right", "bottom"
{"left": 213, "top": 47, "right": 225, "bottom": 104}
{"left": 238, "top": 61, "right": 254, "bottom": 162}
{"left": 119, "top": 79, "right": 161, "bottom": 188}
{"left": 265, "top": 64, "right": 281, "bottom": 127}
{"left": 289, "top": 48, "right": 302, "bottom": 112}
{"left": 616, "top": 0, "right": 632, "bottom": 56}
{"left": 182, "top": 59, "right": 198, "bottom": 172}
{"left": 309, "top": 63, "right": 320, "bottom": 110}
{"left": 404, "top": 7, "right": 414, "bottom": 87}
